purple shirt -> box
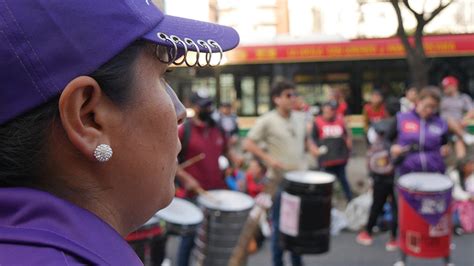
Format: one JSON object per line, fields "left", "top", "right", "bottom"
{"left": 0, "top": 187, "right": 142, "bottom": 265}
{"left": 396, "top": 110, "right": 448, "bottom": 176}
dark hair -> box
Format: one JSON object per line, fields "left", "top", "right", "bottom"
{"left": 0, "top": 40, "right": 147, "bottom": 187}
{"left": 270, "top": 80, "right": 295, "bottom": 101}
{"left": 250, "top": 157, "right": 267, "bottom": 173}
{"left": 418, "top": 86, "right": 442, "bottom": 103}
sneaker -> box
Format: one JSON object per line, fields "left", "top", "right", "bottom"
{"left": 463, "top": 133, "right": 474, "bottom": 145}
{"left": 385, "top": 239, "right": 398, "bottom": 251}
{"left": 356, "top": 231, "right": 373, "bottom": 246}
{"left": 454, "top": 226, "right": 464, "bottom": 236}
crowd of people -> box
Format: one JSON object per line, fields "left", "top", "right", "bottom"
{"left": 175, "top": 76, "right": 474, "bottom": 266}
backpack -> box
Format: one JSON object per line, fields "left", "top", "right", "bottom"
{"left": 177, "top": 119, "right": 227, "bottom": 164}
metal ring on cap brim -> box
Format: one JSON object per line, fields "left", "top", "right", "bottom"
{"left": 197, "top": 40, "right": 212, "bottom": 67}
{"left": 156, "top": 32, "right": 178, "bottom": 64}
{"left": 170, "top": 35, "right": 188, "bottom": 65}
{"left": 207, "top": 39, "right": 223, "bottom": 67}
{"left": 184, "top": 38, "right": 201, "bottom": 67}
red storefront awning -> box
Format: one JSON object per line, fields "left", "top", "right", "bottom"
{"left": 225, "top": 34, "right": 474, "bottom": 64}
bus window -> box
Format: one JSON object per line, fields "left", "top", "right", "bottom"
{"left": 241, "top": 77, "right": 256, "bottom": 116}
{"left": 258, "top": 77, "right": 271, "bottom": 114}
{"left": 220, "top": 74, "right": 236, "bottom": 104}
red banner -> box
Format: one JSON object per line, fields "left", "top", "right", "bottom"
{"left": 226, "top": 34, "right": 474, "bottom": 64}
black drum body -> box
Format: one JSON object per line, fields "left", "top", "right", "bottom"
{"left": 128, "top": 235, "right": 167, "bottom": 266}
{"left": 126, "top": 217, "right": 167, "bottom": 266}
{"left": 279, "top": 171, "right": 335, "bottom": 254}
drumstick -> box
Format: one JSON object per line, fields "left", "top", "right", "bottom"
{"left": 179, "top": 153, "right": 206, "bottom": 169}
{"left": 228, "top": 169, "right": 287, "bottom": 266}
{"left": 195, "top": 187, "right": 221, "bottom": 204}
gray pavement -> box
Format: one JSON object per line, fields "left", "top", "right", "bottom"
{"left": 164, "top": 232, "right": 474, "bottom": 266}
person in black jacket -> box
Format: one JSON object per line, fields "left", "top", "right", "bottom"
{"left": 356, "top": 97, "right": 400, "bottom": 251}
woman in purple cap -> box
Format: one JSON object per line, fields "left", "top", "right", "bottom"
{"left": 0, "top": 0, "right": 239, "bottom": 265}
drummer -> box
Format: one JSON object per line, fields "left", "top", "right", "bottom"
{"left": 0, "top": 1, "right": 239, "bottom": 264}
{"left": 175, "top": 91, "right": 242, "bottom": 266}
{"left": 387, "top": 87, "right": 450, "bottom": 176}
{"left": 244, "top": 80, "right": 307, "bottom": 266}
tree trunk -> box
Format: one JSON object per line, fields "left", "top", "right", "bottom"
{"left": 407, "top": 53, "right": 429, "bottom": 90}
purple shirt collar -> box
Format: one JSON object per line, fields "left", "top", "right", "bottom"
{"left": 0, "top": 187, "right": 142, "bottom": 265}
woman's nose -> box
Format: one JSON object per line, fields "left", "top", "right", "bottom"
{"left": 164, "top": 81, "right": 186, "bottom": 125}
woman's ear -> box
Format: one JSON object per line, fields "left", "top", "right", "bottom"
{"left": 58, "top": 76, "right": 112, "bottom": 161}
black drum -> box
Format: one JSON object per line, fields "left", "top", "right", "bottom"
{"left": 279, "top": 171, "right": 335, "bottom": 254}
{"left": 126, "top": 215, "right": 167, "bottom": 266}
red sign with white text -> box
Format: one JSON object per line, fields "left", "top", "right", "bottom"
{"left": 226, "top": 34, "right": 474, "bottom": 64}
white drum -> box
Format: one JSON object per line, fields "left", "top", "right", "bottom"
{"left": 156, "top": 197, "right": 203, "bottom": 236}
{"left": 197, "top": 189, "right": 254, "bottom": 212}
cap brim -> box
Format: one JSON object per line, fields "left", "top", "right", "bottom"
{"left": 142, "top": 15, "right": 239, "bottom": 53}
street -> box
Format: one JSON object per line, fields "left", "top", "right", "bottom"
{"left": 164, "top": 231, "right": 474, "bottom": 266}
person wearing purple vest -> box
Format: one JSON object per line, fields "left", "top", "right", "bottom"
{"left": 388, "top": 87, "right": 450, "bottom": 176}
{"left": 0, "top": 1, "right": 239, "bottom": 264}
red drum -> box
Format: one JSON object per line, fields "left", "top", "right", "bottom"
{"left": 397, "top": 173, "right": 453, "bottom": 259}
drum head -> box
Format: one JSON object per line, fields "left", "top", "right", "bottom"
{"left": 285, "top": 171, "right": 335, "bottom": 185}
{"left": 198, "top": 190, "right": 254, "bottom": 212}
{"left": 157, "top": 198, "right": 203, "bottom": 225}
{"left": 398, "top": 172, "right": 453, "bottom": 192}
{"left": 143, "top": 215, "right": 160, "bottom": 227}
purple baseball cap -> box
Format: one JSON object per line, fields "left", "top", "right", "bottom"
{"left": 0, "top": 0, "right": 239, "bottom": 125}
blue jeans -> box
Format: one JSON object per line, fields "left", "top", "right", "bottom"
{"left": 453, "top": 209, "right": 461, "bottom": 228}
{"left": 321, "top": 164, "right": 352, "bottom": 201}
{"left": 272, "top": 189, "right": 303, "bottom": 266}
{"left": 177, "top": 233, "right": 195, "bottom": 266}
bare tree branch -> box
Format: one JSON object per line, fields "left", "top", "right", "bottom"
{"left": 390, "top": 0, "right": 414, "bottom": 55}
{"left": 391, "top": 0, "right": 451, "bottom": 89}
{"left": 425, "top": 0, "right": 453, "bottom": 24}
{"left": 402, "top": 0, "right": 421, "bottom": 17}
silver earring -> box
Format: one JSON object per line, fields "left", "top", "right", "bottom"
{"left": 94, "top": 144, "right": 113, "bottom": 162}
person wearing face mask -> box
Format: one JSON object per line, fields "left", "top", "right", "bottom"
{"left": 0, "top": 0, "right": 240, "bottom": 264}
{"left": 174, "top": 90, "right": 233, "bottom": 266}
